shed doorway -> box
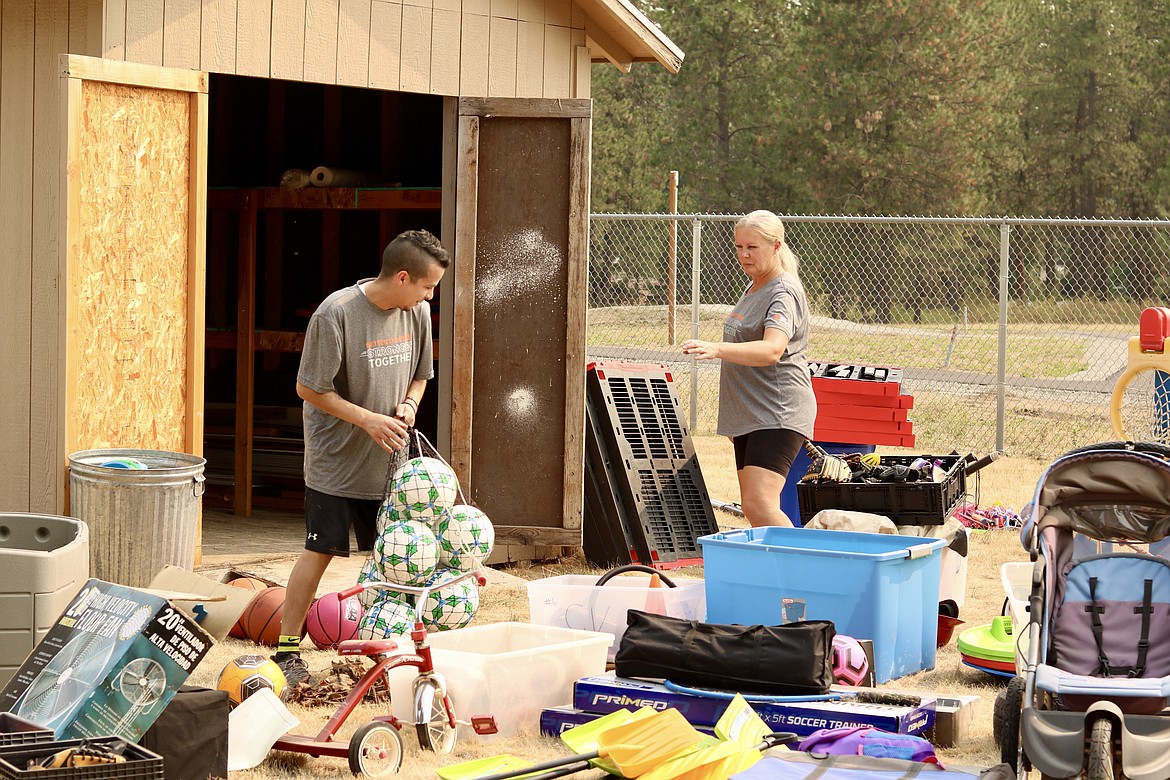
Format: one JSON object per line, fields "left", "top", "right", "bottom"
{"left": 203, "top": 74, "right": 444, "bottom": 516}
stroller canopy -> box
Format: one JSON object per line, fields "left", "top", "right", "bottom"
{"left": 1022, "top": 444, "right": 1170, "bottom": 550}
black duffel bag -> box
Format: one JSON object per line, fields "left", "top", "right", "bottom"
{"left": 614, "top": 609, "right": 835, "bottom": 696}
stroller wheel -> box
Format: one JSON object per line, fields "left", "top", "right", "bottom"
{"left": 993, "top": 675, "right": 1027, "bottom": 770}
{"left": 1086, "top": 718, "right": 1116, "bottom": 780}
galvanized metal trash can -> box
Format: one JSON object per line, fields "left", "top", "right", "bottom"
{"left": 0, "top": 514, "right": 89, "bottom": 686}
{"left": 68, "top": 449, "right": 207, "bottom": 588}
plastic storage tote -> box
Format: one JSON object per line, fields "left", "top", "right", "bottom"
{"left": 527, "top": 568, "right": 706, "bottom": 661}
{"left": 0, "top": 514, "right": 89, "bottom": 687}
{"left": 698, "top": 526, "right": 946, "bottom": 683}
{"left": 389, "top": 623, "right": 611, "bottom": 740}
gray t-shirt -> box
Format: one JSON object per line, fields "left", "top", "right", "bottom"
{"left": 716, "top": 272, "right": 817, "bottom": 439}
{"left": 297, "top": 279, "right": 434, "bottom": 499}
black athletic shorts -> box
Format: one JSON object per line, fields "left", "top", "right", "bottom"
{"left": 303, "top": 486, "right": 380, "bottom": 556}
{"left": 732, "top": 428, "right": 806, "bottom": 477}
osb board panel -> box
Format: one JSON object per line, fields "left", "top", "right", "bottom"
{"left": 72, "top": 80, "right": 190, "bottom": 451}
{"left": 470, "top": 115, "right": 570, "bottom": 529}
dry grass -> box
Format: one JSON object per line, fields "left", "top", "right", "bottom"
{"left": 191, "top": 436, "right": 1048, "bottom": 779}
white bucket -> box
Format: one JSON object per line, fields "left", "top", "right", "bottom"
{"left": 228, "top": 688, "right": 300, "bottom": 771}
{"left": 1001, "top": 560, "right": 1033, "bottom": 670}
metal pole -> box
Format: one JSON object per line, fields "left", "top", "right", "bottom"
{"left": 997, "top": 223, "right": 1010, "bottom": 452}
{"left": 690, "top": 218, "right": 702, "bottom": 429}
{"left": 667, "top": 171, "right": 679, "bottom": 345}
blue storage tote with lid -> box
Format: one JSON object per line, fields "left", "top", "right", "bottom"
{"left": 698, "top": 527, "right": 946, "bottom": 683}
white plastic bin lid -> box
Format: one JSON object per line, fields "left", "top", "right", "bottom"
{"left": 227, "top": 688, "right": 299, "bottom": 771}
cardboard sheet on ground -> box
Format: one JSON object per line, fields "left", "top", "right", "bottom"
{"left": 140, "top": 566, "right": 253, "bottom": 641}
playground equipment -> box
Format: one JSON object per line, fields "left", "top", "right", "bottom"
{"left": 1110, "top": 306, "right": 1170, "bottom": 442}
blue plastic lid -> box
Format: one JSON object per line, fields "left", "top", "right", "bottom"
{"left": 99, "top": 457, "right": 148, "bottom": 469}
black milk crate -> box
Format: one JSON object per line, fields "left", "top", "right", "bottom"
{"left": 0, "top": 737, "right": 163, "bottom": 780}
{"left": 0, "top": 714, "right": 52, "bottom": 747}
{"left": 796, "top": 454, "right": 966, "bottom": 526}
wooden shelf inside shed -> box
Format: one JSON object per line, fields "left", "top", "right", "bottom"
{"left": 205, "top": 185, "right": 442, "bottom": 517}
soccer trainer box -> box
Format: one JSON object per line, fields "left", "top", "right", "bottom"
{"left": 572, "top": 674, "right": 934, "bottom": 737}
{"left": 0, "top": 579, "right": 213, "bottom": 742}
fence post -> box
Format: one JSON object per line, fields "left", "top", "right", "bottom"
{"left": 690, "top": 218, "right": 703, "bottom": 429}
{"left": 667, "top": 171, "right": 679, "bottom": 345}
{"left": 997, "top": 223, "right": 1011, "bottom": 453}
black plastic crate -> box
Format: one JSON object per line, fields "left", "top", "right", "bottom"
{"left": 583, "top": 362, "right": 718, "bottom": 568}
{"left": 796, "top": 454, "right": 966, "bottom": 526}
{"left": 0, "top": 737, "right": 163, "bottom": 780}
{"left": 0, "top": 714, "right": 52, "bottom": 747}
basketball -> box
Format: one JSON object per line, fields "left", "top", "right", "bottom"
{"left": 240, "top": 586, "right": 296, "bottom": 647}
{"left": 216, "top": 654, "right": 287, "bottom": 705}
{"left": 306, "top": 592, "right": 364, "bottom": 650}
{"left": 228, "top": 577, "right": 269, "bottom": 639}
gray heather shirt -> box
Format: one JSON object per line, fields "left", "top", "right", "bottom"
{"left": 298, "top": 279, "right": 434, "bottom": 499}
{"left": 716, "top": 272, "right": 817, "bottom": 439}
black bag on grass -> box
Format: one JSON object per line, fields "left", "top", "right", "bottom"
{"left": 614, "top": 609, "right": 835, "bottom": 695}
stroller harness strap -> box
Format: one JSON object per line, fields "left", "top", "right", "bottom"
{"left": 1051, "top": 553, "right": 1170, "bottom": 679}
{"left": 1085, "top": 576, "right": 1153, "bottom": 677}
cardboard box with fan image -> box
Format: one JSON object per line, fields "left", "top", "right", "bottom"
{"left": 0, "top": 578, "right": 220, "bottom": 742}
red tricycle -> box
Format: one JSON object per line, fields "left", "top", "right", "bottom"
{"left": 271, "top": 570, "right": 497, "bottom": 777}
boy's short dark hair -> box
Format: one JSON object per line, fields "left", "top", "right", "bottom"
{"left": 381, "top": 229, "right": 450, "bottom": 280}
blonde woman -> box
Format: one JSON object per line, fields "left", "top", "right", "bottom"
{"left": 682, "top": 210, "right": 816, "bottom": 527}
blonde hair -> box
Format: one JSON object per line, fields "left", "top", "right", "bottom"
{"left": 736, "top": 209, "right": 799, "bottom": 277}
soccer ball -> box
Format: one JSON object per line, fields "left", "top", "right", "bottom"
{"left": 390, "top": 457, "right": 459, "bottom": 524}
{"left": 832, "top": 634, "right": 871, "bottom": 686}
{"left": 420, "top": 570, "right": 480, "bottom": 631}
{"left": 374, "top": 519, "right": 439, "bottom": 586}
{"left": 435, "top": 505, "right": 495, "bottom": 572}
{"left": 357, "top": 595, "right": 416, "bottom": 640}
{"left": 216, "top": 654, "right": 287, "bottom": 705}
{"left": 355, "top": 556, "right": 383, "bottom": 608}
{"left": 375, "top": 501, "right": 408, "bottom": 537}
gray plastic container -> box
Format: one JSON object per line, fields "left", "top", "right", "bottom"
{"left": 68, "top": 449, "right": 206, "bottom": 588}
{"left": 0, "top": 514, "right": 89, "bottom": 687}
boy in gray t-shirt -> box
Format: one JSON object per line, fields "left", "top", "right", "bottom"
{"left": 273, "top": 230, "right": 450, "bottom": 687}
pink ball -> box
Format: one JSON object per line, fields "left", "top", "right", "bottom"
{"left": 832, "top": 634, "right": 871, "bottom": 686}
{"left": 306, "top": 592, "right": 364, "bottom": 650}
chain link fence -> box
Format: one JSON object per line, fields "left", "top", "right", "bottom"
{"left": 588, "top": 214, "right": 1170, "bottom": 460}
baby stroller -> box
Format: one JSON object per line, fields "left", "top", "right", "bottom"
{"left": 995, "top": 441, "right": 1170, "bottom": 780}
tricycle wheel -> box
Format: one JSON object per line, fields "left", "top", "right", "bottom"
{"left": 348, "top": 721, "right": 404, "bottom": 777}
{"left": 1086, "top": 718, "right": 1115, "bottom": 780}
{"left": 415, "top": 677, "right": 457, "bottom": 753}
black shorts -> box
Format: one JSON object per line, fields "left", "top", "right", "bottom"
{"left": 303, "top": 487, "right": 380, "bottom": 556}
{"left": 732, "top": 428, "right": 806, "bottom": 477}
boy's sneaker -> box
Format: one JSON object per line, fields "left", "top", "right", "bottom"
{"left": 272, "top": 652, "right": 311, "bottom": 690}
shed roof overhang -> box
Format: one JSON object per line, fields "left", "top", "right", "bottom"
{"left": 580, "top": 0, "right": 683, "bottom": 74}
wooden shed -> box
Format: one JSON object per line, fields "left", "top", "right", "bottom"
{"left": 0, "top": 0, "right": 681, "bottom": 559}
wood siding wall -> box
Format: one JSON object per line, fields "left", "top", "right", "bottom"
{"left": 0, "top": 0, "right": 101, "bottom": 512}
{"left": 102, "top": 0, "right": 591, "bottom": 98}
